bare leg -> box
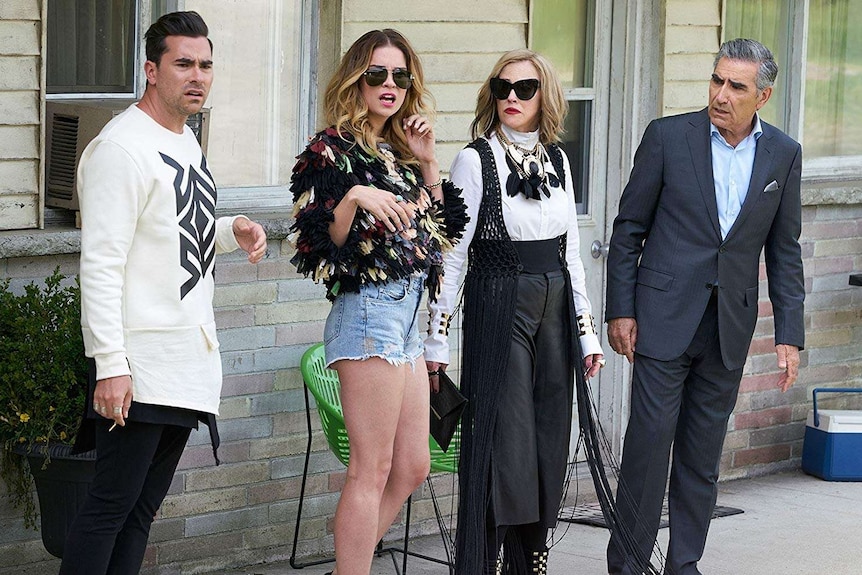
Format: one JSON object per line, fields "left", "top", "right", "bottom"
{"left": 332, "top": 357, "right": 430, "bottom": 575}
{"left": 373, "top": 355, "right": 431, "bottom": 540}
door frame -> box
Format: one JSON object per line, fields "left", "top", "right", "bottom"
{"left": 597, "top": 0, "right": 663, "bottom": 456}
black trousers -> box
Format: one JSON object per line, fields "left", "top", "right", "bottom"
{"left": 491, "top": 270, "right": 573, "bottom": 529}
{"left": 59, "top": 420, "right": 191, "bottom": 575}
{"left": 607, "top": 295, "right": 743, "bottom": 575}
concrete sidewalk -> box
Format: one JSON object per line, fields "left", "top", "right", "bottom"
{"left": 218, "top": 470, "right": 862, "bottom": 575}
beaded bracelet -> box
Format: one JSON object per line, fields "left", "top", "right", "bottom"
{"left": 423, "top": 177, "right": 443, "bottom": 192}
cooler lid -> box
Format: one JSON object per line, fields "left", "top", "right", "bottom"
{"left": 806, "top": 409, "right": 862, "bottom": 433}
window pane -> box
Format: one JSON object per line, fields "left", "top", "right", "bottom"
{"left": 531, "top": 0, "right": 593, "bottom": 88}
{"left": 150, "top": 0, "right": 179, "bottom": 22}
{"left": 561, "top": 100, "right": 591, "bottom": 215}
{"left": 804, "top": 0, "right": 862, "bottom": 157}
{"left": 723, "top": 0, "right": 791, "bottom": 129}
{"left": 187, "top": 0, "right": 306, "bottom": 187}
{"left": 47, "top": 0, "right": 136, "bottom": 94}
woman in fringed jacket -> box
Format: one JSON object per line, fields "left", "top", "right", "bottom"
{"left": 288, "top": 29, "right": 467, "bottom": 575}
{"left": 425, "top": 49, "right": 604, "bottom": 575}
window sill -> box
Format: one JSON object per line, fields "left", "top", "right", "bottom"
{"left": 0, "top": 213, "right": 293, "bottom": 260}
{"left": 801, "top": 157, "right": 862, "bottom": 205}
{"left": 801, "top": 180, "right": 862, "bottom": 207}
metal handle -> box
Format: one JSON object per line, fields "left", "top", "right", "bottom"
{"left": 590, "top": 240, "right": 609, "bottom": 259}
{"left": 812, "top": 387, "right": 862, "bottom": 427}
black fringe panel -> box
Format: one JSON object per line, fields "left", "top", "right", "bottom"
{"left": 457, "top": 266, "right": 519, "bottom": 575}
{"left": 455, "top": 138, "right": 523, "bottom": 575}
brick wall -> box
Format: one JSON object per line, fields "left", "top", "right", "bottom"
{"left": 0, "top": 233, "right": 458, "bottom": 574}
{"left": 721, "top": 203, "right": 862, "bottom": 479}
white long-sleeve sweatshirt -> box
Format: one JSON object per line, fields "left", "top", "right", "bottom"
{"left": 78, "top": 104, "right": 241, "bottom": 415}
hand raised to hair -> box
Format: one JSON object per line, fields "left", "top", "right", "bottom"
{"left": 403, "top": 114, "right": 436, "bottom": 164}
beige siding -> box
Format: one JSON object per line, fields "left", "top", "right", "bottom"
{"left": 662, "top": 0, "right": 720, "bottom": 116}
{"left": 0, "top": 0, "right": 41, "bottom": 20}
{"left": 0, "top": 89, "right": 38, "bottom": 124}
{"left": 665, "top": 0, "right": 720, "bottom": 26}
{"left": 342, "top": 0, "right": 529, "bottom": 171}
{"left": 0, "top": 194, "right": 38, "bottom": 229}
{"left": 0, "top": 0, "right": 42, "bottom": 231}
{"left": 0, "top": 126, "right": 37, "bottom": 158}
{"left": 0, "top": 20, "right": 39, "bottom": 54}
{"left": 343, "top": 0, "right": 527, "bottom": 22}
{"left": 0, "top": 56, "right": 40, "bottom": 90}
{"left": 0, "top": 159, "right": 38, "bottom": 192}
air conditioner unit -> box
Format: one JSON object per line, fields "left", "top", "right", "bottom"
{"left": 45, "top": 99, "right": 210, "bottom": 210}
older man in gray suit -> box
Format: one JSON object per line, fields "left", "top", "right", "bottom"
{"left": 605, "top": 39, "right": 805, "bottom": 575}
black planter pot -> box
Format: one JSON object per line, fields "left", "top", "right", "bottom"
{"left": 17, "top": 443, "right": 96, "bottom": 559}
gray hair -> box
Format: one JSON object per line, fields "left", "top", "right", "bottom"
{"left": 714, "top": 38, "right": 778, "bottom": 92}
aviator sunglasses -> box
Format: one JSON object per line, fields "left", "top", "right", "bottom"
{"left": 363, "top": 65, "right": 414, "bottom": 90}
{"left": 490, "top": 77, "right": 540, "bottom": 100}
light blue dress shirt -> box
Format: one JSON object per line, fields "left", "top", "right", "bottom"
{"left": 710, "top": 115, "right": 763, "bottom": 239}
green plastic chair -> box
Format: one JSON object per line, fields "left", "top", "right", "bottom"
{"left": 290, "top": 343, "right": 458, "bottom": 573}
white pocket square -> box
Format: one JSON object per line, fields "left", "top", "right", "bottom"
{"left": 764, "top": 180, "right": 779, "bottom": 193}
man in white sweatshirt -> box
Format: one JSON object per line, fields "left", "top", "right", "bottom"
{"left": 60, "top": 12, "right": 266, "bottom": 575}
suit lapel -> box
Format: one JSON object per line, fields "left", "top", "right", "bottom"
{"left": 724, "top": 126, "right": 775, "bottom": 241}
{"left": 686, "top": 110, "right": 721, "bottom": 241}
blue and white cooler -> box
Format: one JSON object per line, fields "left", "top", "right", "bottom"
{"left": 801, "top": 388, "right": 862, "bottom": 481}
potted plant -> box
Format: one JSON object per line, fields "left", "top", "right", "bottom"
{"left": 0, "top": 267, "right": 93, "bottom": 557}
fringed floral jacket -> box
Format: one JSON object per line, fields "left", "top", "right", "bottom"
{"left": 289, "top": 128, "right": 468, "bottom": 301}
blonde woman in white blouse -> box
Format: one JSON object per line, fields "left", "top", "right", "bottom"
{"left": 425, "top": 49, "right": 604, "bottom": 575}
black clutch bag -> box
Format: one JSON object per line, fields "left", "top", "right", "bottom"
{"left": 429, "top": 371, "right": 467, "bottom": 452}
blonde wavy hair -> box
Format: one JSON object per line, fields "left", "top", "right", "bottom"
{"left": 470, "top": 49, "right": 568, "bottom": 145}
{"left": 323, "top": 29, "right": 433, "bottom": 163}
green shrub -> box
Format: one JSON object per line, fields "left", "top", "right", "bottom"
{"left": 0, "top": 268, "right": 88, "bottom": 526}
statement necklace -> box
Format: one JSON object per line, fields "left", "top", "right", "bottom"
{"left": 495, "top": 128, "right": 558, "bottom": 200}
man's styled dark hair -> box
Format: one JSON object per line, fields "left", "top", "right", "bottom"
{"left": 145, "top": 11, "right": 212, "bottom": 65}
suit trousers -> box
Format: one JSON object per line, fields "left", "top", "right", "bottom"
{"left": 491, "top": 270, "right": 573, "bottom": 530}
{"left": 59, "top": 420, "right": 192, "bottom": 575}
{"left": 607, "top": 294, "right": 743, "bottom": 575}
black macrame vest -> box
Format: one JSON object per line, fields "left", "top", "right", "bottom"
{"left": 455, "top": 137, "right": 578, "bottom": 575}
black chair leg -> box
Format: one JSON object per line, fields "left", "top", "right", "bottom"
{"left": 289, "top": 386, "right": 335, "bottom": 569}
{"left": 402, "top": 495, "right": 412, "bottom": 574}
{"left": 388, "top": 477, "right": 456, "bottom": 572}
{"left": 427, "top": 477, "right": 456, "bottom": 574}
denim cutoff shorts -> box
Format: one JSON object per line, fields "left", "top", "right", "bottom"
{"left": 324, "top": 273, "right": 426, "bottom": 369}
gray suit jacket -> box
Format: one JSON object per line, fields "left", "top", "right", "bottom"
{"left": 606, "top": 109, "right": 804, "bottom": 370}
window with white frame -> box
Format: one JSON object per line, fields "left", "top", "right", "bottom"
{"left": 530, "top": 0, "right": 597, "bottom": 215}
{"left": 47, "top": 0, "right": 180, "bottom": 97}
{"left": 724, "top": 0, "right": 862, "bottom": 171}
{"left": 47, "top": 0, "right": 138, "bottom": 95}
{"left": 45, "top": 0, "right": 314, "bottom": 210}
{"left": 185, "top": 0, "right": 314, "bottom": 200}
